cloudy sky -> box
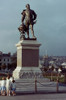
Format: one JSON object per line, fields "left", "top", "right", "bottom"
{"left": 0, "top": 0, "right": 66, "bottom": 56}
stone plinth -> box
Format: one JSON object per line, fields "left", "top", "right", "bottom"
{"left": 13, "top": 39, "right": 41, "bottom": 79}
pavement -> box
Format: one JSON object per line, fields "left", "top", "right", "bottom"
{"left": 0, "top": 93, "right": 66, "bottom": 100}
{"left": 0, "top": 78, "right": 66, "bottom": 100}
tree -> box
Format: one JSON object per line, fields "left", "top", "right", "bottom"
{"left": 44, "top": 67, "right": 48, "bottom": 72}
{"left": 51, "top": 65, "right": 54, "bottom": 71}
{"left": 1, "top": 64, "right": 6, "bottom": 70}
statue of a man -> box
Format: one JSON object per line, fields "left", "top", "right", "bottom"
{"left": 21, "top": 4, "right": 37, "bottom": 38}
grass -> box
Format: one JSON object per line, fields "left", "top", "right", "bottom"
{"left": 59, "top": 77, "right": 64, "bottom": 83}
{"left": 44, "top": 75, "right": 65, "bottom": 83}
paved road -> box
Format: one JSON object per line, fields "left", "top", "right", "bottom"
{"left": 0, "top": 93, "right": 66, "bottom": 100}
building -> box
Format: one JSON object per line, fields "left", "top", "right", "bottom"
{"left": 61, "top": 62, "right": 66, "bottom": 68}
{"left": 0, "top": 51, "right": 11, "bottom": 69}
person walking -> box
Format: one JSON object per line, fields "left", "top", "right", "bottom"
{"left": 1, "top": 77, "right": 6, "bottom": 96}
{"left": 11, "top": 79, "right": 16, "bottom": 96}
{"left": 6, "top": 75, "right": 11, "bottom": 96}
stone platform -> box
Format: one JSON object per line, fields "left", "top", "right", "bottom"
{"left": 13, "top": 39, "right": 41, "bottom": 79}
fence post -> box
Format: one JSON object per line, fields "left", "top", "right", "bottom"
{"left": 35, "top": 76, "right": 37, "bottom": 93}
{"left": 51, "top": 72, "right": 53, "bottom": 81}
{"left": 56, "top": 75, "right": 59, "bottom": 92}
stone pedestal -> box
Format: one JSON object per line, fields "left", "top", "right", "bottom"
{"left": 13, "top": 39, "right": 41, "bottom": 79}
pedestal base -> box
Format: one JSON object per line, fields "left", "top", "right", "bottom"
{"left": 13, "top": 65, "right": 42, "bottom": 79}
{"left": 13, "top": 39, "right": 42, "bottom": 79}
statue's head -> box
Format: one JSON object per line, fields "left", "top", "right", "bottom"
{"left": 26, "top": 4, "right": 30, "bottom": 9}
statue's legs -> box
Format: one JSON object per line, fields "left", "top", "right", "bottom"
{"left": 30, "top": 24, "right": 36, "bottom": 38}
{"left": 25, "top": 22, "right": 29, "bottom": 38}
{"left": 26, "top": 30, "right": 29, "bottom": 38}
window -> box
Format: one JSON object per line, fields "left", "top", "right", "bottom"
{"left": 8, "top": 59, "right": 9, "bottom": 61}
{"left": 4, "top": 59, "right": 5, "bottom": 61}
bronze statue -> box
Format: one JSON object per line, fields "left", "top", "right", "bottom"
{"left": 18, "top": 4, "right": 37, "bottom": 39}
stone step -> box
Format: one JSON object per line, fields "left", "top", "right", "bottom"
{"left": 15, "top": 78, "right": 57, "bottom": 92}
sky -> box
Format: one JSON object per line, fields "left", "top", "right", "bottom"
{"left": 0, "top": 0, "right": 66, "bottom": 56}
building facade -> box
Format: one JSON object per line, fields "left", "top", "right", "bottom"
{"left": 0, "top": 51, "right": 11, "bottom": 68}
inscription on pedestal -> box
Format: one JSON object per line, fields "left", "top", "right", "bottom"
{"left": 22, "top": 49, "right": 39, "bottom": 67}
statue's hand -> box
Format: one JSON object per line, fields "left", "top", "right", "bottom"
{"left": 33, "top": 20, "right": 37, "bottom": 25}
{"left": 22, "top": 22, "right": 24, "bottom": 26}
